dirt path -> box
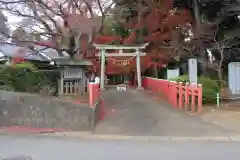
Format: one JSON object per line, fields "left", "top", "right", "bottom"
{"left": 94, "top": 88, "right": 237, "bottom": 136}
{"left": 201, "top": 108, "right": 240, "bottom": 133}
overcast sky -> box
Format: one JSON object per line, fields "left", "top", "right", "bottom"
{"left": 2, "top": 11, "right": 22, "bottom": 30}
{"left": 1, "top": 0, "right": 115, "bottom": 35}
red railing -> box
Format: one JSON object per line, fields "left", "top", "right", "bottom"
{"left": 143, "top": 77, "right": 203, "bottom": 113}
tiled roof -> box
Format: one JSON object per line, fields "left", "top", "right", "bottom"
{"left": 0, "top": 43, "right": 69, "bottom": 61}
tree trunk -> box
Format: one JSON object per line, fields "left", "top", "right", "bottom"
{"left": 217, "top": 67, "right": 223, "bottom": 89}
{"left": 218, "top": 58, "right": 224, "bottom": 87}
{"left": 193, "top": 0, "right": 208, "bottom": 76}
{"left": 200, "top": 59, "right": 208, "bottom": 76}
{"left": 193, "top": 0, "right": 201, "bottom": 28}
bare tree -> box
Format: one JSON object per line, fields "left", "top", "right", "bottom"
{"left": 0, "top": 9, "right": 9, "bottom": 40}
{"left": 194, "top": 27, "right": 240, "bottom": 84}
{"left": 0, "top": 0, "right": 115, "bottom": 58}
{"left": 160, "top": 22, "right": 240, "bottom": 84}
{"left": 176, "top": 25, "right": 240, "bottom": 84}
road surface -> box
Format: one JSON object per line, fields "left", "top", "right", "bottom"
{"left": 0, "top": 135, "right": 240, "bottom": 160}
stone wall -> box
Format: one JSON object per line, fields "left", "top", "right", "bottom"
{"left": 0, "top": 90, "right": 95, "bottom": 131}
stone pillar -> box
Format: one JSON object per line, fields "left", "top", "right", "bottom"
{"left": 188, "top": 58, "right": 198, "bottom": 85}
{"left": 100, "top": 49, "right": 106, "bottom": 90}
{"left": 136, "top": 49, "right": 143, "bottom": 90}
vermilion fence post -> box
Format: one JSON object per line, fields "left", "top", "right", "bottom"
{"left": 191, "top": 85, "right": 196, "bottom": 112}
{"left": 170, "top": 81, "right": 178, "bottom": 108}
{"left": 165, "top": 80, "right": 169, "bottom": 97}
{"left": 174, "top": 82, "right": 178, "bottom": 108}
{"left": 88, "top": 83, "right": 94, "bottom": 107}
{"left": 185, "top": 83, "right": 189, "bottom": 110}
{"left": 178, "top": 82, "right": 183, "bottom": 109}
{"left": 197, "top": 84, "right": 203, "bottom": 113}
{"left": 168, "top": 81, "right": 172, "bottom": 104}
{"left": 166, "top": 80, "right": 171, "bottom": 101}
{"left": 88, "top": 82, "right": 100, "bottom": 107}
{"left": 94, "top": 83, "right": 100, "bottom": 103}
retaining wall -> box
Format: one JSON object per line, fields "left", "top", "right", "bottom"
{"left": 0, "top": 90, "right": 95, "bottom": 131}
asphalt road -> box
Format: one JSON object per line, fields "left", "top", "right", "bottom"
{"left": 1, "top": 135, "right": 240, "bottom": 160}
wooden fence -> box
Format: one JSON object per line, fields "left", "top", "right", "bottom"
{"left": 62, "top": 80, "right": 87, "bottom": 95}
{"left": 58, "top": 67, "right": 87, "bottom": 95}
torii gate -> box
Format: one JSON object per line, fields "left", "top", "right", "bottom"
{"left": 93, "top": 43, "right": 149, "bottom": 90}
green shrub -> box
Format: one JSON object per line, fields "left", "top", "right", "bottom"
{"left": 198, "top": 76, "right": 219, "bottom": 92}
{"left": 202, "top": 88, "right": 218, "bottom": 103}
{"left": 169, "top": 75, "right": 189, "bottom": 82}
{"left": 0, "top": 62, "right": 56, "bottom": 93}
{"left": 170, "top": 75, "right": 220, "bottom": 103}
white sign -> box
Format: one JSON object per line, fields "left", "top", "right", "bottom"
{"left": 117, "top": 84, "right": 127, "bottom": 92}
{"left": 95, "top": 76, "right": 100, "bottom": 84}
{"left": 228, "top": 62, "right": 240, "bottom": 94}
{"left": 188, "top": 58, "right": 198, "bottom": 84}
{"left": 167, "top": 68, "right": 180, "bottom": 79}
{"left": 63, "top": 68, "right": 83, "bottom": 79}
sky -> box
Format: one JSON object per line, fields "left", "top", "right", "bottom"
{"left": 2, "top": 11, "right": 22, "bottom": 30}
{"left": 2, "top": 1, "right": 112, "bottom": 31}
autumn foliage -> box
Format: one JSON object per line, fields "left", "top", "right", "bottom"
{"left": 90, "top": 0, "right": 190, "bottom": 74}
{"left": 11, "top": 0, "right": 190, "bottom": 75}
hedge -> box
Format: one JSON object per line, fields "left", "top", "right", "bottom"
{"left": 0, "top": 62, "right": 59, "bottom": 94}
{"left": 170, "top": 75, "right": 220, "bottom": 103}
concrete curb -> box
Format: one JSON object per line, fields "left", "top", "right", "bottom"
{"left": 36, "top": 132, "right": 240, "bottom": 142}
{"left": 2, "top": 131, "right": 240, "bottom": 141}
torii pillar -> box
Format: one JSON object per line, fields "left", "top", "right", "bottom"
{"left": 100, "top": 48, "right": 106, "bottom": 90}
{"left": 135, "top": 49, "right": 144, "bottom": 90}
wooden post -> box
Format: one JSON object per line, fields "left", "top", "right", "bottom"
{"left": 58, "top": 71, "right": 64, "bottom": 95}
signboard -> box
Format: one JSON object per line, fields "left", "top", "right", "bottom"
{"left": 228, "top": 62, "right": 240, "bottom": 94}
{"left": 188, "top": 58, "right": 198, "bottom": 84}
{"left": 167, "top": 68, "right": 179, "bottom": 79}
{"left": 63, "top": 68, "right": 84, "bottom": 79}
